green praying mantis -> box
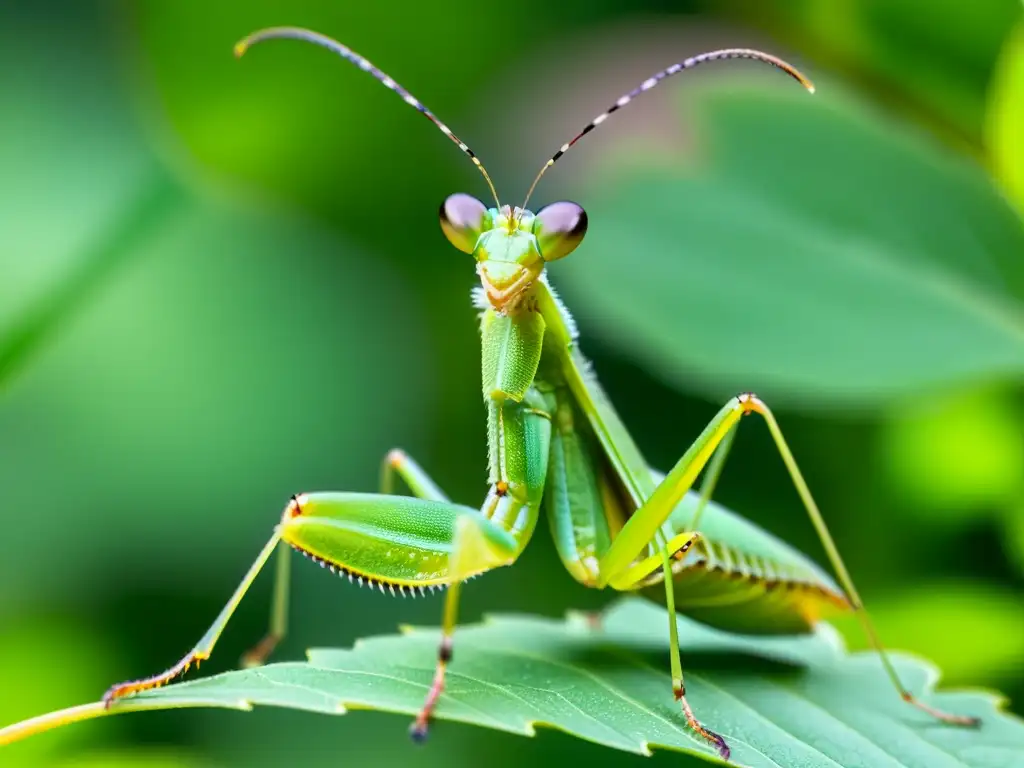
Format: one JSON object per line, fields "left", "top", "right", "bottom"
{"left": 92, "top": 27, "right": 981, "bottom": 762}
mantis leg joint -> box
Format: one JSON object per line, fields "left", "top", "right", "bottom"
{"left": 285, "top": 494, "right": 306, "bottom": 518}
{"left": 409, "top": 721, "right": 429, "bottom": 744}
{"left": 735, "top": 392, "right": 765, "bottom": 415}
{"left": 241, "top": 633, "right": 281, "bottom": 668}
{"left": 438, "top": 637, "right": 453, "bottom": 663}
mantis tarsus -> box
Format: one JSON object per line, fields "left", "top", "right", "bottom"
{"left": 98, "top": 27, "right": 980, "bottom": 762}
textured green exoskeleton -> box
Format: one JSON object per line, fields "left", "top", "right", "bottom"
{"left": 100, "top": 26, "right": 980, "bottom": 762}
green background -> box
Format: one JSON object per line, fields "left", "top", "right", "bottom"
{"left": 2, "top": 1, "right": 1022, "bottom": 766}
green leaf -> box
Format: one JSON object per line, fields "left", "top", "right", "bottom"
{"left": 0, "top": 7, "right": 160, "bottom": 386}
{"left": 759, "top": 0, "right": 1023, "bottom": 141}
{"left": 561, "top": 87, "right": 1024, "bottom": 407}
{"left": 23, "top": 599, "right": 1020, "bottom": 768}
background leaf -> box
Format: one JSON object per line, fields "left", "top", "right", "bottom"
{"left": 877, "top": 387, "right": 1024, "bottom": 519}
{"left": 986, "top": 20, "right": 1024, "bottom": 212}
{"left": 558, "top": 86, "right": 1024, "bottom": 406}
{"left": 0, "top": 5, "right": 432, "bottom": 613}
{"left": 717, "top": 0, "right": 1023, "bottom": 143}
{"left": 834, "top": 582, "right": 1024, "bottom": 685}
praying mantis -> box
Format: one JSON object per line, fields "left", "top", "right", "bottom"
{"left": 98, "top": 27, "right": 981, "bottom": 762}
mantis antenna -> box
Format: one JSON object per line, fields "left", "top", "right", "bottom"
{"left": 518, "top": 48, "right": 815, "bottom": 216}
{"left": 235, "top": 27, "right": 502, "bottom": 210}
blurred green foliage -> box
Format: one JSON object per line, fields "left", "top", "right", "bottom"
{"left": 988, "top": 18, "right": 1024, "bottom": 210}
{"left": 1, "top": 1, "right": 1022, "bottom": 767}
{"left": 564, "top": 86, "right": 1024, "bottom": 404}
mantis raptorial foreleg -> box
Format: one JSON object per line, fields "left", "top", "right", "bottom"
{"left": 599, "top": 393, "right": 979, "bottom": 728}
{"left": 105, "top": 493, "right": 520, "bottom": 711}
{"left": 244, "top": 449, "right": 451, "bottom": 670}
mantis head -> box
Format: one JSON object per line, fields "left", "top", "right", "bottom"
{"left": 235, "top": 28, "right": 812, "bottom": 313}
{"left": 440, "top": 194, "right": 587, "bottom": 311}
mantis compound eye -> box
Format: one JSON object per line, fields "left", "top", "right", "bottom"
{"left": 533, "top": 201, "right": 588, "bottom": 261}
{"left": 440, "top": 193, "right": 489, "bottom": 254}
